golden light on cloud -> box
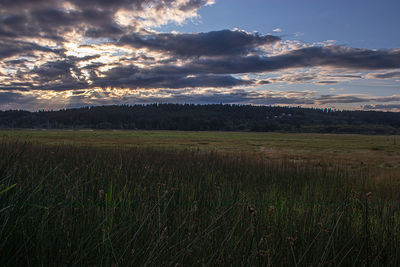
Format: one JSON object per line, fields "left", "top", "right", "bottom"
{"left": 0, "top": 0, "right": 399, "bottom": 112}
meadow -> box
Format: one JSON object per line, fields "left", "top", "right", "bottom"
{"left": 1, "top": 130, "right": 400, "bottom": 266}
{"left": 2, "top": 129, "right": 400, "bottom": 169}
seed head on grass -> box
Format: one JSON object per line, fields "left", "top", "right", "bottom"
{"left": 317, "top": 222, "right": 330, "bottom": 233}
{"left": 268, "top": 205, "right": 275, "bottom": 213}
{"left": 287, "top": 236, "right": 297, "bottom": 246}
{"left": 247, "top": 205, "right": 257, "bottom": 216}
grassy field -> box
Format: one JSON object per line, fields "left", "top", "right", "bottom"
{"left": 1, "top": 130, "right": 400, "bottom": 266}
{"left": 1, "top": 129, "right": 400, "bottom": 169}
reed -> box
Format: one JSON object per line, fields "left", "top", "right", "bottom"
{"left": 1, "top": 141, "right": 399, "bottom": 266}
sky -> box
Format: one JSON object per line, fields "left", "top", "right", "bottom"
{"left": 0, "top": 0, "right": 399, "bottom": 111}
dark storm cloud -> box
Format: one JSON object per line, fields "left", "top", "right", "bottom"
{"left": 0, "top": 82, "right": 36, "bottom": 90}
{"left": 4, "top": 58, "right": 30, "bottom": 65}
{"left": 0, "top": 0, "right": 158, "bottom": 12}
{"left": 54, "top": 44, "right": 398, "bottom": 91}
{"left": 1, "top": 67, "right": 252, "bottom": 92}
{"left": 31, "top": 60, "right": 77, "bottom": 82}
{"left": 3, "top": 43, "right": 400, "bottom": 93}
{"left": 0, "top": 91, "right": 24, "bottom": 104}
{"left": 167, "top": 75, "right": 253, "bottom": 88}
{"left": 85, "top": 24, "right": 125, "bottom": 38}
{"left": 0, "top": 7, "right": 120, "bottom": 41}
{"left": 0, "top": 0, "right": 52, "bottom": 9}
{"left": 67, "top": 55, "right": 101, "bottom": 62}
{"left": 0, "top": 39, "right": 57, "bottom": 60}
{"left": 173, "top": 46, "right": 400, "bottom": 75}
{"left": 91, "top": 45, "right": 400, "bottom": 88}
{"left": 282, "top": 46, "right": 400, "bottom": 70}
{"left": 93, "top": 72, "right": 252, "bottom": 89}
{"left": 0, "top": 91, "right": 37, "bottom": 105}
{"left": 120, "top": 30, "right": 281, "bottom": 57}
{"left": 0, "top": 82, "right": 89, "bottom": 92}
{"left": 0, "top": 0, "right": 210, "bottom": 42}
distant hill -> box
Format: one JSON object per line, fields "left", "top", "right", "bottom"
{"left": 1, "top": 104, "right": 400, "bottom": 134}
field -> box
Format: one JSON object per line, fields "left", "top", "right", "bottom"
{"left": 2, "top": 130, "right": 400, "bottom": 169}
{"left": 1, "top": 130, "right": 400, "bottom": 266}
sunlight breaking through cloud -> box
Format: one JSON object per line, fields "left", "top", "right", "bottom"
{"left": 0, "top": 0, "right": 399, "bottom": 110}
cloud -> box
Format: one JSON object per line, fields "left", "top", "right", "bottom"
{"left": 0, "top": 91, "right": 25, "bottom": 104}
{"left": 177, "top": 46, "right": 400, "bottom": 75}
{"left": 120, "top": 30, "right": 281, "bottom": 57}
{"left": 2, "top": 41, "right": 400, "bottom": 95}
{"left": 365, "top": 71, "right": 400, "bottom": 79}
{"left": 0, "top": 88, "right": 318, "bottom": 110}
{"left": 316, "top": 81, "right": 339, "bottom": 84}
{"left": 3, "top": 86, "right": 400, "bottom": 112}
{"left": 0, "top": 0, "right": 215, "bottom": 46}
{"left": 0, "top": 39, "right": 58, "bottom": 60}
{"left": 327, "top": 74, "right": 363, "bottom": 79}
{"left": 260, "top": 70, "right": 361, "bottom": 85}
{"left": 32, "top": 60, "right": 76, "bottom": 82}
{"left": 315, "top": 94, "right": 371, "bottom": 104}
{"left": 315, "top": 94, "right": 400, "bottom": 105}
{"left": 1, "top": 0, "right": 400, "bottom": 111}
{"left": 267, "top": 72, "right": 317, "bottom": 84}
{"left": 363, "top": 104, "right": 400, "bottom": 112}
{"left": 256, "top": 80, "right": 271, "bottom": 85}
{"left": 0, "top": 91, "right": 39, "bottom": 110}
{"left": 93, "top": 72, "right": 253, "bottom": 90}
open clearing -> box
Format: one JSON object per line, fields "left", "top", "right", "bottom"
{"left": 2, "top": 129, "right": 400, "bottom": 169}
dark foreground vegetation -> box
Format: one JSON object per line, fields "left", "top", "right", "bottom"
{"left": 1, "top": 104, "right": 400, "bottom": 134}
{"left": 1, "top": 141, "right": 400, "bottom": 266}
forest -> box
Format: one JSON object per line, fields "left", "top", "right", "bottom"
{"left": 1, "top": 104, "right": 400, "bottom": 134}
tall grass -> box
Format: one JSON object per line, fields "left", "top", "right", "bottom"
{"left": 1, "top": 141, "right": 399, "bottom": 266}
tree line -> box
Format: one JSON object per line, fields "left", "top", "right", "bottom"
{"left": 1, "top": 104, "right": 399, "bottom": 134}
